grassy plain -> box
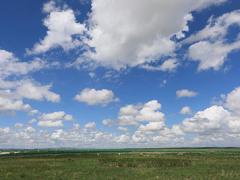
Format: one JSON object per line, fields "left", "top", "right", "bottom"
{"left": 0, "top": 148, "right": 240, "bottom": 179}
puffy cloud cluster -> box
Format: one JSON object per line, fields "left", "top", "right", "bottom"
{"left": 225, "top": 87, "right": 240, "bottom": 114}
{"left": 16, "top": 81, "right": 60, "bottom": 103}
{"left": 180, "top": 106, "right": 192, "bottom": 115}
{"left": 29, "top": 0, "right": 227, "bottom": 71}
{"left": 74, "top": 88, "right": 118, "bottom": 106}
{"left": 176, "top": 86, "right": 240, "bottom": 146}
{"left": 0, "top": 122, "right": 118, "bottom": 148}
{"left": 0, "top": 49, "right": 60, "bottom": 113}
{"left": 141, "top": 58, "right": 179, "bottom": 72}
{"left": 132, "top": 125, "right": 184, "bottom": 145}
{"left": 181, "top": 105, "right": 230, "bottom": 133}
{"left": 187, "top": 10, "right": 240, "bottom": 70}
{"left": 0, "top": 86, "right": 240, "bottom": 148}
{"left": 80, "top": 0, "right": 226, "bottom": 69}
{"left": 0, "top": 49, "right": 45, "bottom": 78}
{"left": 28, "top": 1, "right": 86, "bottom": 54}
{"left": 38, "top": 111, "right": 73, "bottom": 127}
{"left": 188, "top": 41, "right": 240, "bottom": 71}
{"left": 176, "top": 89, "right": 198, "bottom": 98}
{"left": 117, "top": 100, "right": 165, "bottom": 126}
{"left": 0, "top": 97, "right": 31, "bottom": 112}
{"left": 25, "top": 0, "right": 240, "bottom": 74}
{"left": 84, "top": 122, "right": 96, "bottom": 129}
{"left": 0, "top": 122, "right": 183, "bottom": 148}
{"left": 2, "top": 0, "right": 240, "bottom": 149}
{"left": 138, "top": 122, "right": 165, "bottom": 132}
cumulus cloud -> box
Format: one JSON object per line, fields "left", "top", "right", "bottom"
{"left": 132, "top": 125, "right": 184, "bottom": 144}
{"left": 176, "top": 89, "right": 198, "bottom": 98}
{"left": 0, "top": 97, "right": 31, "bottom": 112}
{"left": 31, "top": 0, "right": 226, "bottom": 70}
{"left": 187, "top": 10, "right": 240, "bottom": 71}
{"left": 0, "top": 79, "right": 60, "bottom": 112}
{"left": 74, "top": 88, "right": 118, "bottom": 106}
{"left": 0, "top": 49, "right": 61, "bottom": 114}
{"left": 117, "top": 126, "right": 128, "bottom": 132}
{"left": 158, "top": 59, "right": 179, "bottom": 72}
{"left": 176, "top": 86, "right": 240, "bottom": 145}
{"left": 38, "top": 111, "right": 73, "bottom": 127}
{"left": 180, "top": 106, "right": 192, "bottom": 115}
{"left": 186, "top": 10, "right": 240, "bottom": 43}
{"left": 16, "top": 81, "right": 60, "bottom": 103}
{"left": 114, "top": 135, "right": 130, "bottom": 143}
{"left": 1, "top": 86, "right": 240, "bottom": 148}
{"left": 0, "top": 127, "right": 10, "bottom": 134}
{"left": 188, "top": 41, "right": 240, "bottom": 71}
{"left": 141, "top": 58, "right": 179, "bottom": 72}
{"left": 224, "top": 86, "right": 240, "bottom": 114}
{"left": 0, "top": 79, "right": 60, "bottom": 115}
{"left": 102, "top": 119, "right": 115, "bottom": 126}
{"left": 181, "top": 105, "right": 230, "bottom": 133}
{"left": 79, "top": 0, "right": 226, "bottom": 69}
{"left": 117, "top": 100, "right": 165, "bottom": 126}
{"left": 28, "top": 1, "right": 86, "bottom": 54}
{"left": 0, "top": 49, "right": 45, "bottom": 78}
{"left": 138, "top": 122, "right": 165, "bottom": 132}
{"left": 84, "top": 122, "right": 96, "bottom": 129}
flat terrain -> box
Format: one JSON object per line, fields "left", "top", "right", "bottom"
{"left": 0, "top": 148, "right": 240, "bottom": 179}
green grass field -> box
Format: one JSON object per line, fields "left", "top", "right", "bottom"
{"left": 1, "top": 148, "right": 240, "bottom": 179}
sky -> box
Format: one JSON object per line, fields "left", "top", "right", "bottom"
{"left": 0, "top": 0, "right": 240, "bottom": 148}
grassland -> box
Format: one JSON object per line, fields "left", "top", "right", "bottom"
{"left": 0, "top": 148, "right": 240, "bottom": 179}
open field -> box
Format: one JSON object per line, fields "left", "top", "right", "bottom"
{"left": 1, "top": 148, "right": 240, "bottom": 179}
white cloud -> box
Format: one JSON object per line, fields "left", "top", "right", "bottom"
{"left": 50, "top": 129, "right": 65, "bottom": 140}
{"left": 158, "top": 59, "right": 179, "bottom": 72}
{"left": 84, "top": 122, "right": 96, "bottom": 129}
{"left": 176, "top": 87, "right": 240, "bottom": 145}
{"left": 188, "top": 41, "right": 240, "bottom": 71}
{"left": 28, "top": 1, "right": 86, "bottom": 54}
{"left": 25, "top": 126, "right": 36, "bottom": 133}
{"left": 118, "top": 100, "right": 165, "bottom": 126}
{"left": 0, "top": 96, "right": 31, "bottom": 112}
{"left": 74, "top": 88, "right": 118, "bottom": 106}
{"left": 0, "top": 49, "right": 60, "bottom": 114}
{"left": 102, "top": 119, "right": 115, "bottom": 126}
{"left": 141, "top": 58, "right": 179, "bottom": 72}
{"left": 224, "top": 86, "right": 240, "bottom": 114}
{"left": 15, "top": 123, "right": 23, "bottom": 128}
{"left": 0, "top": 49, "right": 45, "bottom": 78}
{"left": 117, "top": 127, "right": 128, "bottom": 132}
{"left": 49, "top": 0, "right": 225, "bottom": 70}
{"left": 28, "top": 118, "right": 37, "bottom": 124}
{"left": 181, "top": 105, "right": 230, "bottom": 133}
{"left": 176, "top": 89, "right": 198, "bottom": 98}
{"left": 138, "top": 122, "right": 165, "bottom": 132}
{"left": 180, "top": 106, "right": 192, "bottom": 115}
{"left": 2, "top": 86, "right": 240, "bottom": 148}
{"left": 187, "top": 10, "right": 240, "bottom": 71}
{"left": 114, "top": 135, "right": 130, "bottom": 143}
{"left": 42, "top": 0, "right": 59, "bottom": 13}
{"left": 38, "top": 120, "right": 63, "bottom": 128}
{"left": 0, "top": 127, "right": 10, "bottom": 134}
{"left": 186, "top": 10, "right": 240, "bottom": 43}
{"left": 0, "top": 79, "right": 60, "bottom": 115}
{"left": 41, "top": 111, "right": 73, "bottom": 121}
{"left": 16, "top": 81, "right": 60, "bottom": 103}
{"left": 38, "top": 111, "right": 73, "bottom": 127}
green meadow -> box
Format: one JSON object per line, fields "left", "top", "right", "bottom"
{"left": 0, "top": 148, "right": 240, "bottom": 179}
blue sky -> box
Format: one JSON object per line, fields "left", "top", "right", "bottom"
{"left": 0, "top": 0, "right": 240, "bottom": 148}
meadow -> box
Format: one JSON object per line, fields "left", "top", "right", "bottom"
{"left": 0, "top": 148, "right": 240, "bottom": 179}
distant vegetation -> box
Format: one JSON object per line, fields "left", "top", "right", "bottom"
{"left": 0, "top": 148, "right": 240, "bottom": 179}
